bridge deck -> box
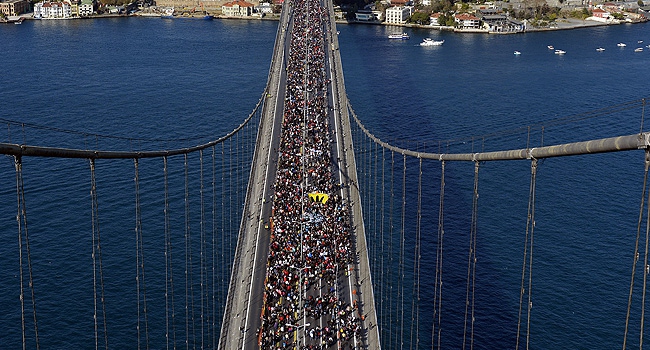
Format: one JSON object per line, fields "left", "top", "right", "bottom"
{"left": 218, "top": 0, "right": 379, "bottom": 349}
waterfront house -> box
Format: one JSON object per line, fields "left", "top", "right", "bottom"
{"left": 255, "top": 2, "right": 273, "bottom": 14}
{"left": 34, "top": 1, "right": 73, "bottom": 18}
{"left": 592, "top": 8, "right": 610, "bottom": 19}
{"left": 355, "top": 9, "right": 377, "bottom": 21}
{"left": 221, "top": 0, "right": 254, "bottom": 17}
{"left": 79, "top": 0, "right": 94, "bottom": 16}
{"left": 385, "top": 5, "right": 412, "bottom": 24}
{"left": 454, "top": 13, "right": 481, "bottom": 29}
{"left": 429, "top": 12, "right": 441, "bottom": 25}
{"left": 0, "top": 0, "right": 30, "bottom": 16}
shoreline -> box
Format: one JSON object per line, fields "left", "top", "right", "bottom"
{"left": 6, "top": 11, "right": 648, "bottom": 33}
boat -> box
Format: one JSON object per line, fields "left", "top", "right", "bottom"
{"left": 554, "top": 49, "right": 566, "bottom": 55}
{"left": 617, "top": 42, "right": 627, "bottom": 47}
{"left": 203, "top": 15, "right": 214, "bottom": 20}
{"left": 638, "top": 40, "right": 644, "bottom": 44}
{"left": 388, "top": 33, "right": 409, "bottom": 40}
{"left": 161, "top": 7, "right": 175, "bottom": 19}
{"left": 635, "top": 47, "right": 644, "bottom": 52}
{"left": 14, "top": 18, "right": 23, "bottom": 24}
{"left": 596, "top": 47, "right": 605, "bottom": 52}
{"left": 419, "top": 38, "right": 444, "bottom": 46}
{"left": 513, "top": 51, "right": 521, "bottom": 55}
{"left": 547, "top": 45, "right": 554, "bottom": 50}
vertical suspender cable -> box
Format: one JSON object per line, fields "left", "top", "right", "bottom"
{"left": 374, "top": 141, "right": 379, "bottom": 307}
{"left": 463, "top": 161, "right": 480, "bottom": 350}
{"left": 399, "top": 153, "right": 407, "bottom": 350}
{"left": 91, "top": 159, "right": 99, "bottom": 350}
{"left": 623, "top": 149, "right": 649, "bottom": 349}
{"left": 525, "top": 159, "right": 538, "bottom": 350}
{"left": 199, "top": 150, "right": 206, "bottom": 349}
{"left": 16, "top": 155, "right": 27, "bottom": 350}
{"left": 184, "top": 153, "right": 196, "bottom": 349}
{"left": 389, "top": 150, "right": 395, "bottom": 350}
{"left": 15, "top": 155, "right": 40, "bottom": 350}
{"left": 90, "top": 159, "right": 108, "bottom": 350}
{"left": 135, "top": 158, "right": 151, "bottom": 349}
{"left": 380, "top": 146, "right": 386, "bottom": 342}
{"left": 433, "top": 160, "right": 445, "bottom": 349}
{"left": 134, "top": 158, "right": 141, "bottom": 350}
{"left": 164, "top": 156, "right": 178, "bottom": 350}
{"left": 229, "top": 139, "right": 233, "bottom": 276}
{"left": 516, "top": 158, "right": 538, "bottom": 350}
{"left": 410, "top": 157, "right": 422, "bottom": 350}
{"left": 211, "top": 145, "right": 217, "bottom": 348}
{"left": 221, "top": 142, "right": 226, "bottom": 318}
{"left": 641, "top": 149, "right": 650, "bottom": 349}
{"left": 184, "top": 154, "right": 190, "bottom": 350}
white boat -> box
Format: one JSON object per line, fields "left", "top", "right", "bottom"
{"left": 596, "top": 47, "right": 605, "bottom": 52}
{"left": 513, "top": 51, "right": 521, "bottom": 55}
{"left": 635, "top": 47, "right": 644, "bottom": 52}
{"left": 547, "top": 45, "right": 554, "bottom": 50}
{"left": 554, "top": 49, "right": 566, "bottom": 55}
{"left": 638, "top": 40, "right": 644, "bottom": 43}
{"left": 419, "top": 38, "right": 444, "bottom": 46}
{"left": 617, "top": 42, "right": 627, "bottom": 47}
{"left": 388, "top": 33, "right": 409, "bottom": 40}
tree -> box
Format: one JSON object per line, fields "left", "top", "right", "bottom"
{"left": 638, "top": 0, "right": 644, "bottom": 6}
{"left": 408, "top": 11, "right": 431, "bottom": 24}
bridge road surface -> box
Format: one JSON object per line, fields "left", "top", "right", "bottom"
{"left": 219, "top": 0, "right": 380, "bottom": 349}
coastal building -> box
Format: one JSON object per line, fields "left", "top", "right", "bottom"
{"left": 355, "top": 9, "right": 377, "bottom": 21}
{"left": 385, "top": 5, "right": 412, "bottom": 24}
{"left": 476, "top": 8, "right": 524, "bottom": 32}
{"left": 154, "top": 0, "right": 222, "bottom": 11}
{"left": 430, "top": 12, "right": 442, "bottom": 25}
{"left": 255, "top": 2, "right": 273, "bottom": 14}
{"left": 0, "top": 0, "right": 30, "bottom": 16}
{"left": 78, "top": 0, "right": 94, "bottom": 16}
{"left": 34, "top": 1, "right": 73, "bottom": 18}
{"left": 454, "top": 13, "right": 481, "bottom": 29}
{"left": 221, "top": 0, "right": 254, "bottom": 16}
{"left": 592, "top": 7, "right": 610, "bottom": 19}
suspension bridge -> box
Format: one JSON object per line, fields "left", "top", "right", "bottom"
{"left": 2, "top": 0, "right": 650, "bottom": 349}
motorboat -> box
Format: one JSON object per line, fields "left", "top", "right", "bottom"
{"left": 596, "top": 47, "right": 605, "bottom": 52}
{"left": 513, "top": 51, "right": 521, "bottom": 55}
{"left": 420, "top": 38, "right": 444, "bottom": 46}
{"left": 388, "top": 33, "right": 409, "bottom": 40}
{"left": 547, "top": 45, "right": 554, "bottom": 50}
{"left": 554, "top": 49, "right": 566, "bottom": 55}
{"left": 617, "top": 42, "right": 627, "bottom": 47}
{"left": 635, "top": 47, "right": 644, "bottom": 52}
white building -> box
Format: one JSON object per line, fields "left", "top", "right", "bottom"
{"left": 385, "top": 6, "right": 412, "bottom": 24}
{"left": 255, "top": 2, "right": 273, "bottom": 13}
{"left": 34, "top": 1, "right": 73, "bottom": 18}
{"left": 221, "top": 0, "right": 254, "bottom": 17}
{"left": 79, "top": 0, "right": 94, "bottom": 16}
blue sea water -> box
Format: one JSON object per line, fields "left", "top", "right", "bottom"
{"left": 1, "top": 16, "right": 649, "bottom": 349}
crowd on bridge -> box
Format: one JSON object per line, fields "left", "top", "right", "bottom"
{"left": 258, "top": 0, "right": 362, "bottom": 348}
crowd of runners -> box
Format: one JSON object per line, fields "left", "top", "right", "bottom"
{"left": 258, "top": 0, "right": 361, "bottom": 348}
